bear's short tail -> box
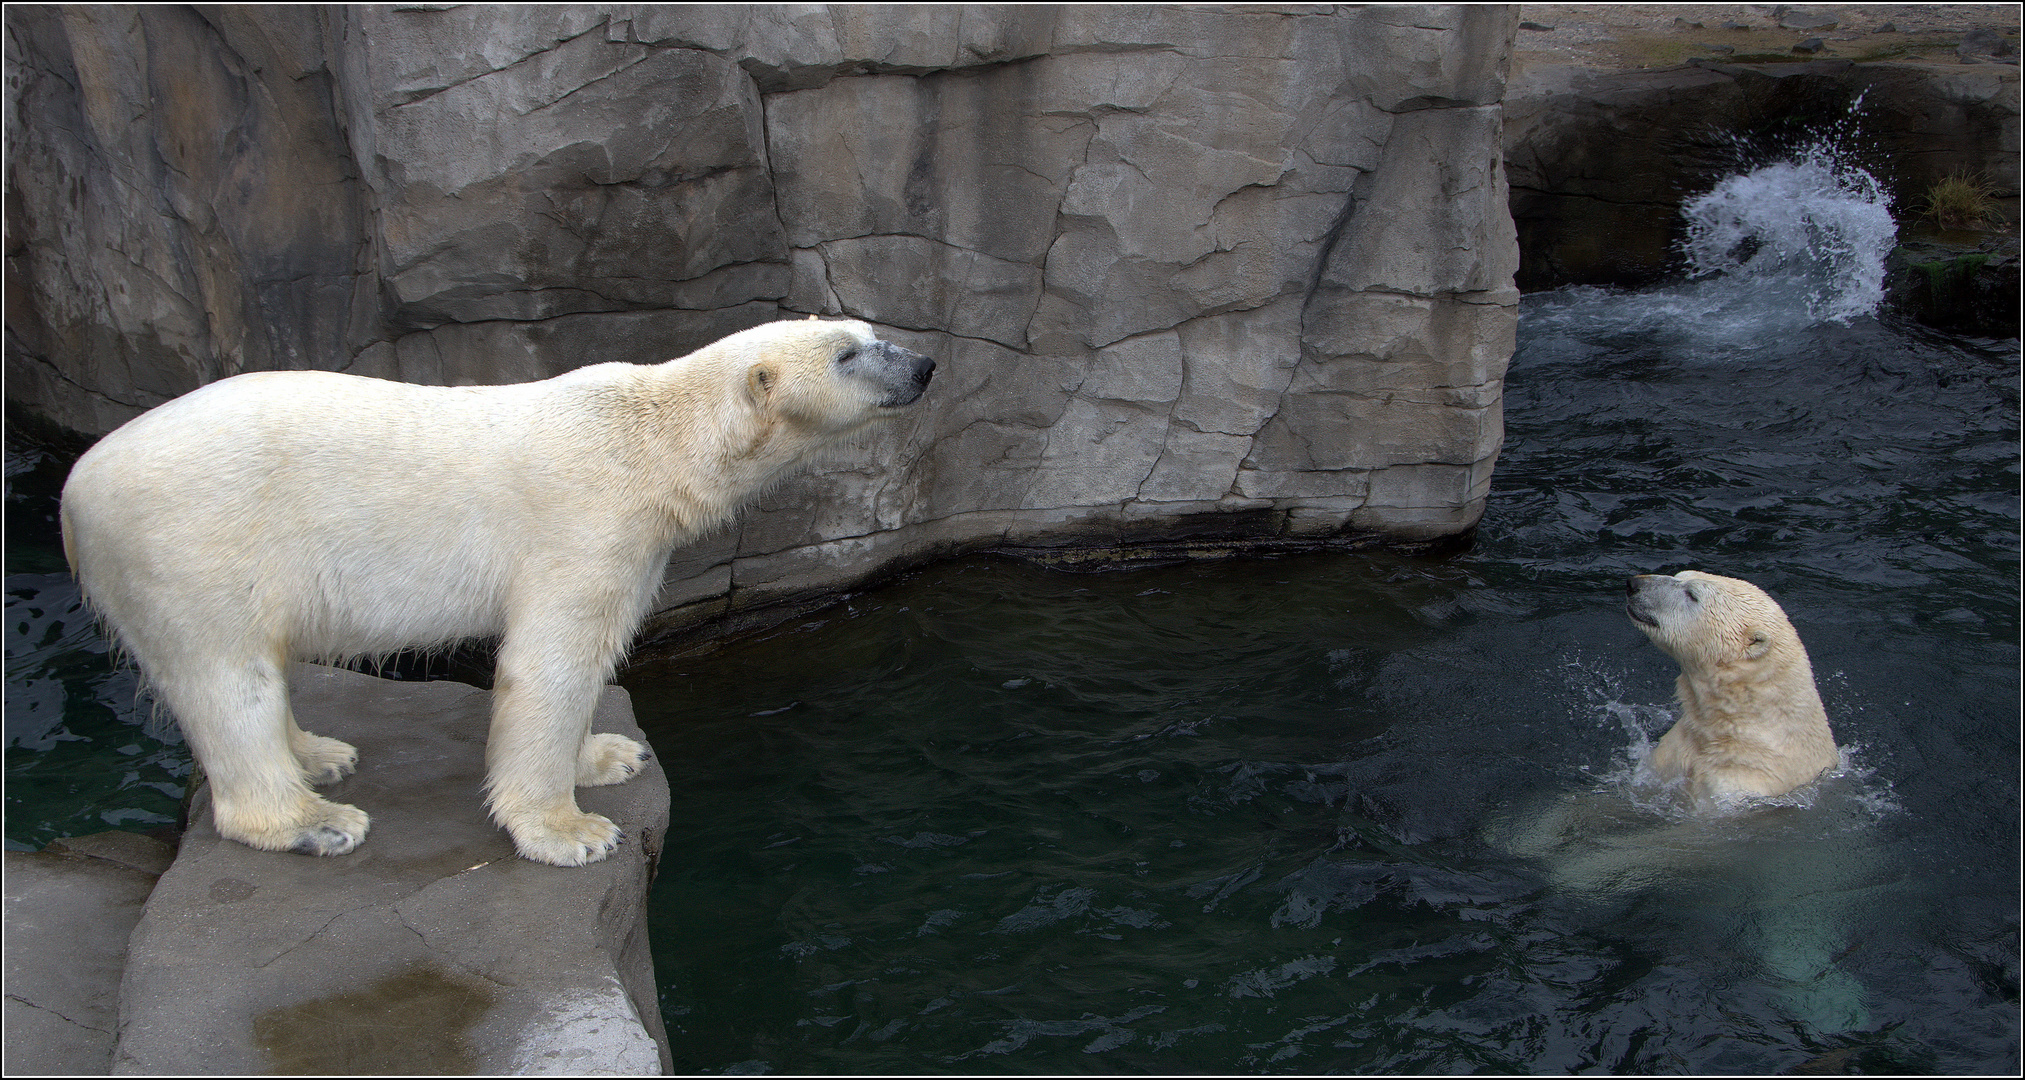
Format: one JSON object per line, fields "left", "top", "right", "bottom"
{"left": 59, "top": 501, "right": 80, "bottom": 583}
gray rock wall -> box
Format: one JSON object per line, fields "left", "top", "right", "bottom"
{"left": 6, "top": 4, "right": 1519, "bottom": 635}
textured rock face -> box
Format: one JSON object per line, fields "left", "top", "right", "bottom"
{"left": 6, "top": 4, "right": 1519, "bottom": 634}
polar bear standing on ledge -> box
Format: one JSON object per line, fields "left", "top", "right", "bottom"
{"left": 61, "top": 318, "right": 934, "bottom": 866}
{"left": 1625, "top": 570, "right": 1839, "bottom": 809}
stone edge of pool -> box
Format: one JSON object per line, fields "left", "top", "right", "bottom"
{"left": 2, "top": 663, "right": 672, "bottom": 1075}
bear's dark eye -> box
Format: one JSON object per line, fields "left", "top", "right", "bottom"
{"left": 836, "top": 348, "right": 859, "bottom": 366}
{"left": 1684, "top": 586, "right": 1700, "bottom": 602}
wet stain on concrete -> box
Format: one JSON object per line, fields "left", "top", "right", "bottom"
{"left": 209, "top": 877, "right": 256, "bottom": 903}
{"left": 254, "top": 963, "right": 493, "bottom": 1074}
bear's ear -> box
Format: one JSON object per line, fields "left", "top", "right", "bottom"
{"left": 746, "top": 363, "right": 775, "bottom": 407}
{"left": 1743, "top": 630, "right": 1772, "bottom": 660}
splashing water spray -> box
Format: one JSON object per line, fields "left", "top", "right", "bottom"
{"left": 1676, "top": 93, "right": 1899, "bottom": 325}
{"left": 1523, "top": 93, "right": 1901, "bottom": 342}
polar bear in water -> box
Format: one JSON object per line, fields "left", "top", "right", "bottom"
{"left": 1625, "top": 570, "right": 1839, "bottom": 808}
{"left": 1492, "top": 571, "right": 1870, "bottom": 1033}
{"left": 61, "top": 318, "right": 933, "bottom": 866}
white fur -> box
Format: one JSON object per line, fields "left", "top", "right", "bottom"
{"left": 1627, "top": 570, "right": 1838, "bottom": 809}
{"left": 60, "top": 318, "right": 932, "bottom": 866}
{"left": 1488, "top": 571, "right": 1867, "bottom": 1033}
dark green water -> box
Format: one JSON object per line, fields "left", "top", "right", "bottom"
{"left": 623, "top": 297, "right": 2020, "bottom": 1073}
{"left": 4, "top": 417, "right": 188, "bottom": 843}
{"left": 4, "top": 293, "right": 2018, "bottom": 1073}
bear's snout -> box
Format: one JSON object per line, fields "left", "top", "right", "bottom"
{"left": 867, "top": 340, "right": 936, "bottom": 408}
{"left": 902, "top": 347, "right": 935, "bottom": 389}
{"left": 1626, "top": 574, "right": 1674, "bottom": 595}
{"left": 1625, "top": 575, "right": 1668, "bottom": 628}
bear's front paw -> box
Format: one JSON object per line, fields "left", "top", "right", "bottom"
{"left": 510, "top": 808, "right": 624, "bottom": 867}
{"left": 577, "top": 732, "right": 651, "bottom": 787}
{"left": 293, "top": 732, "right": 360, "bottom": 786}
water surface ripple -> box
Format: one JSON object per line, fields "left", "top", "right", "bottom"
{"left": 2, "top": 298, "right": 2015, "bottom": 1072}
{"left": 628, "top": 302, "right": 2019, "bottom": 1074}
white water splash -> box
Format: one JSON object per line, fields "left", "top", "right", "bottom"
{"left": 1522, "top": 136, "right": 1899, "bottom": 344}
{"left": 1679, "top": 146, "right": 1898, "bottom": 325}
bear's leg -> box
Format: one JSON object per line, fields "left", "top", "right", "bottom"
{"left": 162, "top": 654, "right": 370, "bottom": 856}
{"left": 287, "top": 711, "right": 359, "bottom": 786}
{"left": 1751, "top": 845, "right": 1872, "bottom": 1033}
{"left": 483, "top": 624, "right": 633, "bottom": 866}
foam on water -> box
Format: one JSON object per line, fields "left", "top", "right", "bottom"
{"left": 1679, "top": 145, "right": 1897, "bottom": 325}
{"left": 1524, "top": 136, "right": 1898, "bottom": 344}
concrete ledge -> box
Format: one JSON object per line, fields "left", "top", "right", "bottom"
{"left": 3, "top": 833, "right": 173, "bottom": 1075}
{"left": 109, "top": 664, "right": 672, "bottom": 1075}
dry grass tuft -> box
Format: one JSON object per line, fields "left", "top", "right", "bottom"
{"left": 1919, "top": 170, "right": 2001, "bottom": 231}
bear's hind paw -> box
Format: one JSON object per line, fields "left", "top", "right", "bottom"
{"left": 293, "top": 732, "right": 360, "bottom": 786}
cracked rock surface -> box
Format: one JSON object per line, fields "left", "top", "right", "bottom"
{"left": 5, "top": 4, "right": 1521, "bottom": 633}
{"left": 108, "top": 665, "right": 671, "bottom": 1075}
{"left": 3, "top": 832, "right": 172, "bottom": 1075}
